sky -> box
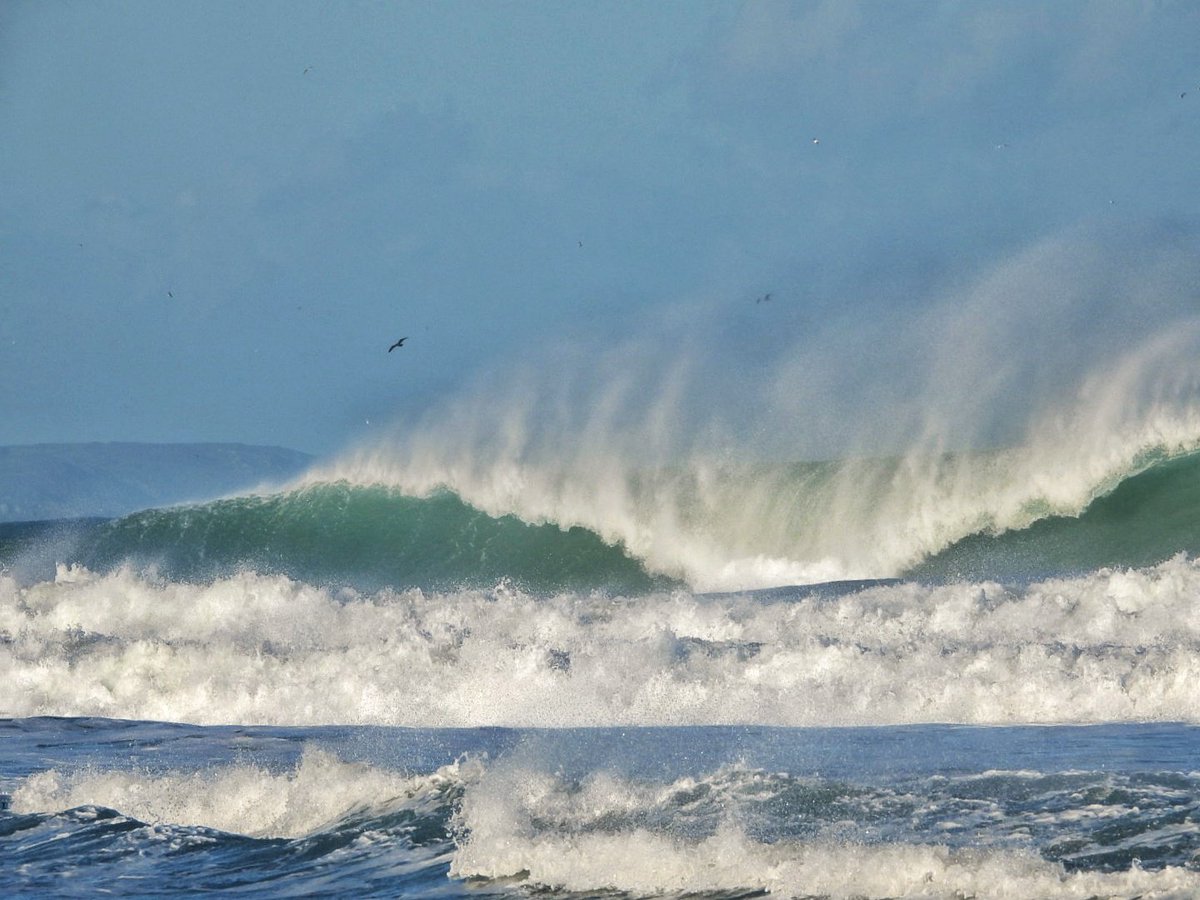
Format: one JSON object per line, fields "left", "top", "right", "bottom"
{"left": 2, "top": 1, "right": 1199, "bottom": 457}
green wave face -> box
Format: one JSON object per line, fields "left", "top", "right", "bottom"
{"left": 16, "top": 448, "right": 1200, "bottom": 593}
{"left": 906, "top": 450, "right": 1200, "bottom": 582}
{"left": 73, "top": 484, "right": 675, "bottom": 595}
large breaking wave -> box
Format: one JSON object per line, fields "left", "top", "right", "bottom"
{"left": 5, "top": 443, "right": 1200, "bottom": 594}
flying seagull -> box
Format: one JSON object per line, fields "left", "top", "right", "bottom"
{"left": 388, "top": 337, "right": 408, "bottom": 352}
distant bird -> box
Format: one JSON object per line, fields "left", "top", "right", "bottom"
{"left": 303, "top": 66, "right": 314, "bottom": 75}
{"left": 167, "top": 291, "right": 173, "bottom": 298}
{"left": 388, "top": 337, "right": 408, "bottom": 352}
{"left": 578, "top": 240, "right": 583, "bottom": 248}
{"left": 756, "top": 292, "right": 772, "bottom": 304}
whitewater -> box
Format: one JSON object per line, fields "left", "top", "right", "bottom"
{"left": 4, "top": 557, "right": 1200, "bottom": 727}
{"left": 5, "top": 229, "right": 1200, "bottom": 897}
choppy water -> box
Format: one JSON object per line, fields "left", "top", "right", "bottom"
{"left": 4, "top": 719, "right": 1200, "bottom": 899}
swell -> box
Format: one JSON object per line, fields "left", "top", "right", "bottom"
{"left": 63, "top": 483, "right": 673, "bottom": 595}
{"left": 907, "top": 448, "right": 1200, "bottom": 581}
{"left": 300, "top": 443, "right": 1200, "bottom": 590}
{"left": 6, "top": 446, "right": 1200, "bottom": 595}
{"left": 2, "top": 748, "right": 464, "bottom": 897}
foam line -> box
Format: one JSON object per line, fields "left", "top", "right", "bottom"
{"left": 4, "top": 557, "right": 1200, "bottom": 726}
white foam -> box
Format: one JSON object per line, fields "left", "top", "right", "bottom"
{"left": 455, "top": 825, "right": 1200, "bottom": 899}
{"left": 16, "top": 748, "right": 1200, "bottom": 897}
{"left": 3, "top": 557, "right": 1200, "bottom": 726}
{"left": 450, "top": 763, "right": 1200, "bottom": 899}
{"left": 13, "top": 744, "right": 1198, "bottom": 898}
{"left": 10, "top": 747, "right": 467, "bottom": 839}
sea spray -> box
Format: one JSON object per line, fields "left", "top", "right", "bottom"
{"left": 304, "top": 228, "right": 1200, "bottom": 589}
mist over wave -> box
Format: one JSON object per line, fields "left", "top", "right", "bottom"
{"left": 308, "top": 224, "right": 1200, "bottom": 590}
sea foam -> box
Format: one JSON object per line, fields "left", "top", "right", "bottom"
{"left": 14, "top": 746, "right": 1200, "bottom": 899}
{"left": 449, "top": 762, "right": 1200, "bottom": 899}
{"left": 10, "top": 748, "right": 469, "bottom": 840}
{"left": 3, "top": 557, "right": 1199, "bottom": 726}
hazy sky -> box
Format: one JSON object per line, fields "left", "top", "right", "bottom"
{"left": 3, "top": 1, "right": 1198, "bottom": 455}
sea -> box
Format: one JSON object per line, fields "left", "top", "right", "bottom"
{"left": 3, "top": 440, "right": 1200, "bottom": 898}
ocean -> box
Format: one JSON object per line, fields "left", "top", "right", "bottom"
{"left": 3, "top": 443, "right": 1200, "bottom": 898}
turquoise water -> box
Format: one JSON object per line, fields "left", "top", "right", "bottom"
{"left": 7, "top": 448, "right": 1200, "bottom": 593}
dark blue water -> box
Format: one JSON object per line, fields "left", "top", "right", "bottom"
{"left": 3, "top": 718, "right": 1199, "bottom": 898}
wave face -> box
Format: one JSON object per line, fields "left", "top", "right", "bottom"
{"left": 909, "top": 448, "right": 1200, "bottom": 581}
{"left": 302, "top": 227, "right": 1200, "bottom": 591}
{"left": 3, "top": 738, "right": 470, "bottom": 898}
{"left": 304, "top": 388, "right": 1200, "bottom": 592}
{"left": 62, "top": 483, "right": 670, "bottom": 596}
{"left": 34, "top": 444, "right": 1200, "bottom": 597}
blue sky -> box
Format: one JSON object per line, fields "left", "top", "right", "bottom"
{"left": 3, "top": 1, "right": 1199, "bottom": 455}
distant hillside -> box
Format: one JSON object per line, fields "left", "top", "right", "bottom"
{"left": 0, "top": 443, "right": 314, "bottom": 522}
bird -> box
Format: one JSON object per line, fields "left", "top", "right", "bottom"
{"left": 303, "top": 66, "right": 314, "bottom": 75}
{"left": 756, "top": 292, "right": 772, "bottom": 304}
{"left": 168, "top": 291, "right": 173, "bottom": 298}
{"left": 388, "top": 337, "right": 408, "bottom": 352}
